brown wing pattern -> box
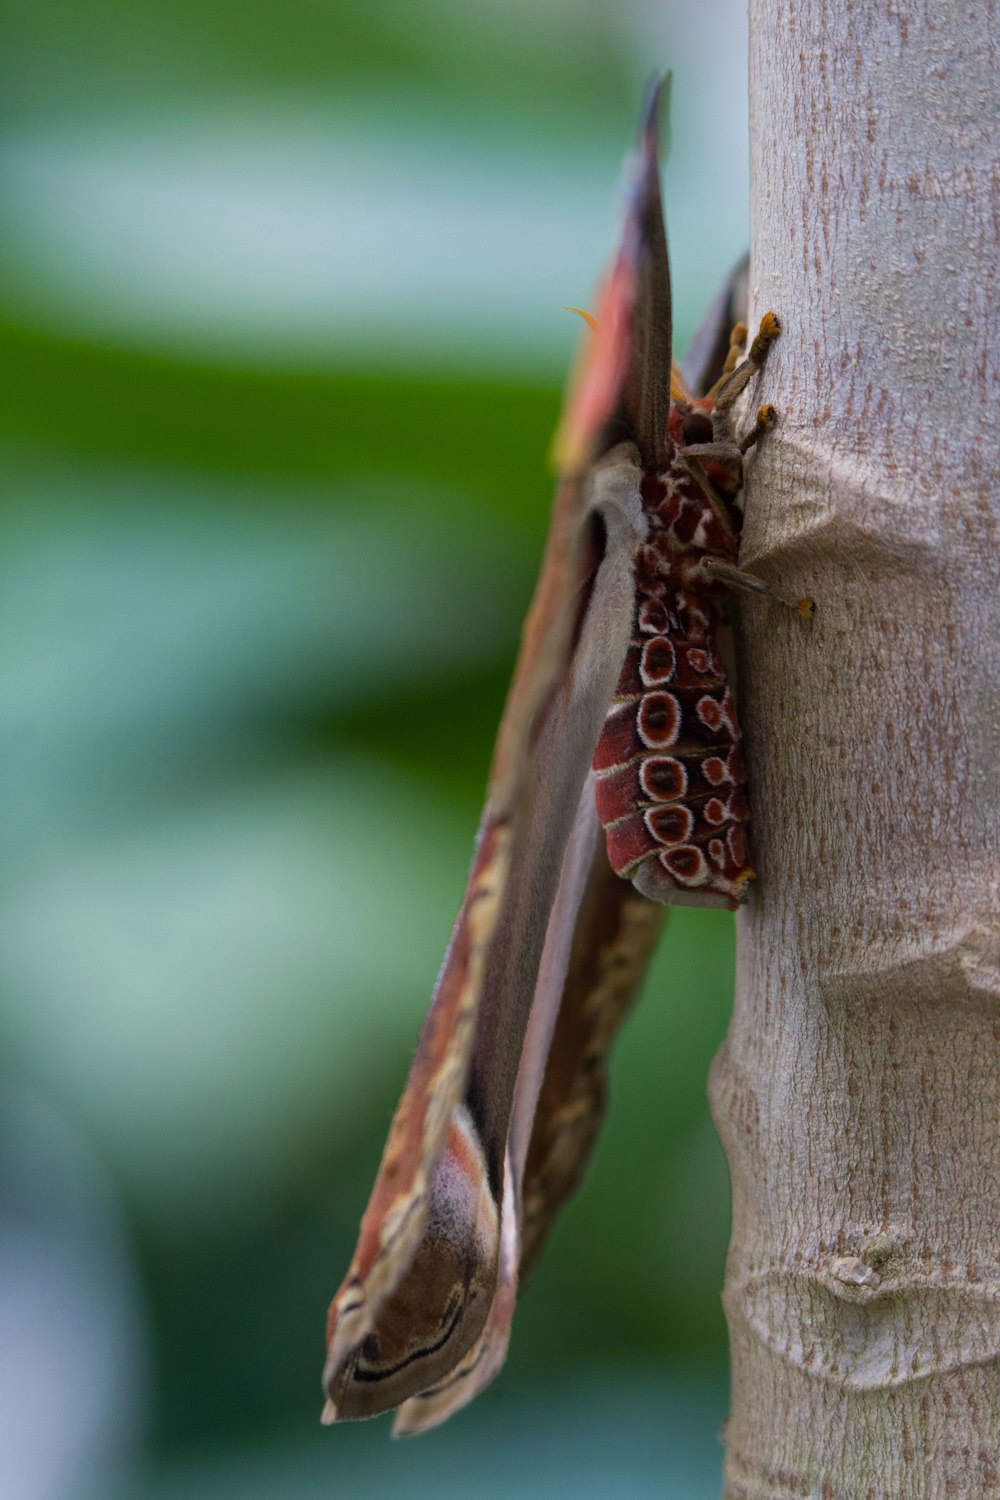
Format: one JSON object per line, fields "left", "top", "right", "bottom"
{"left": 322, "top": 79, "right": 672, "bottom": 1429}
{"left": 519, "top": 786, "right": 667, "bottom": 1279}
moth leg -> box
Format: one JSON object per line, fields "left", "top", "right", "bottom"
{"left": 678, "top": 445, "right": 743, "bottom": 526}
{"left": 702, "top": 557, "right": 816, "bottom": 617}
{"left": 690, "top": 314, "right": 811, "bottom": 614}
{"left": 739, "top": 402, "right": 779, "bottom": 453}
{"left": 679, "top": 357, "right": 782, "bottom": 551}
{"left": 682, "top": 399, "right": 777, "bottom": 476}
{"left": 701, "top": 557, "right": 771, "bottom": 595}
{"left": 680, "top": 387, "right": 779, "bottom": 522}
{"left": 711, "top": 311, "right": 781, "bottom": 442}
{"left": 682, "top": 441, "right": 742, "bottom": 465}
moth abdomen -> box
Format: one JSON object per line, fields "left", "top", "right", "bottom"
{"left": 591, "top": 581, "right": 754, "bottom": 909}
{"left": 591, "top": 404, "right": 757, "bottom": 911}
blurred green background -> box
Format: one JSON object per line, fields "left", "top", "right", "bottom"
{"left": 0, "top": 2, "right": 752, "bottom": 1496}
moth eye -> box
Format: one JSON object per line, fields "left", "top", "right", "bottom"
{"left": 638, "top": 691, "right": 681, "bottom": 748}
{"left": 681, "top": 410, "right": 712, "bottom": 445}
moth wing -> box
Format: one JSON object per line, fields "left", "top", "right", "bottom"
{"left": 680, "top": 252, "right": 749, "bottom": 398}
{"left": 324, "top": 447, "right": 645, "bottom": 1421}
{"left": 389, "top": 1143, "right": 520, "bottom": 1437}
{"left": 323, "top": 79, "right": 670, "bottom": 1426}
{"left": 392, "top": 781, "right": 666, "bottom": 1436}
{"left": 517, "top": 777, "right": 666, "bottom": 1280}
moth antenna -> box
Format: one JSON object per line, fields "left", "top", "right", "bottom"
{"left": 565, "top": 306, "right": 598, "bottom": 333}
{"left": 705, "top": 320, "right": 757, "bottom": 402}
{"left": 670, "top": 359, "right": 692, "bottom": 403}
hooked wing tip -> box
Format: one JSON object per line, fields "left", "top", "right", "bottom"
{"left": 631, "top": 72, "right": 670, "bottom": 217}
{"left": 639, "top": 72, "right": 669, "bottom": 154}
{"left": 552, "top": 74, "right": 671, "bottom": 475}
{"left": 620, "top": 73, "right": 672, "bottom": 470}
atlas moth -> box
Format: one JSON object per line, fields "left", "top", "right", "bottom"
{"left": 322, "top": 80, "right": 813, "bottom": 1435}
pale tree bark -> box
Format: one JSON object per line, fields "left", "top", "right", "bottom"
{"left": 708, "top": 3, "right": 1000, "bottom": 1495}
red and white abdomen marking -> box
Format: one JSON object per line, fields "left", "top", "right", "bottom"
{"left": 591, "top": 507, "right": 754, "bottom": 909}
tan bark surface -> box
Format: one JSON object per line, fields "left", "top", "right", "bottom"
{"left": 709, "top": 3, "right": 1000, "bottom": 1494}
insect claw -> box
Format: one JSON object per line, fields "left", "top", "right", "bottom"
{"left": 750, "top": 311, "right": 781, "bottom": 360}
{"left": 739, "top": 403, "right": 779, "bottom": 453}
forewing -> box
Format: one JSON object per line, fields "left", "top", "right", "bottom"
{"left": 681, "top": 253, "right": 749, "bottom": 397}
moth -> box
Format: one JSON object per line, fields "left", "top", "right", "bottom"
{"left": 322, "top": 81, "right": 810, "bottom": 1436}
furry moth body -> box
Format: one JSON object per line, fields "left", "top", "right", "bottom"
{"left": 322, "top": 81, "right": 799, "bottom": 1434}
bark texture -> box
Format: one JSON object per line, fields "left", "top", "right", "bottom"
{"left": 708, "top": 4, "right": 1000, "bottom": 1494}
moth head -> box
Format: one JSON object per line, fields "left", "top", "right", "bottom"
{"left": 674, "top": 401, "right": 714, "bottom": 448}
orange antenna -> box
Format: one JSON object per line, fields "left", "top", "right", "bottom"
{"left": 565, "top": 306, "right": 598, "bottom": 333}
{"left": 669, "top": 360, "right": 691, "bottom": 403}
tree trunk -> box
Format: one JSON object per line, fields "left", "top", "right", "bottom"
{"left": 708, "top": 3, "right": 1000, "bottom": 1494}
